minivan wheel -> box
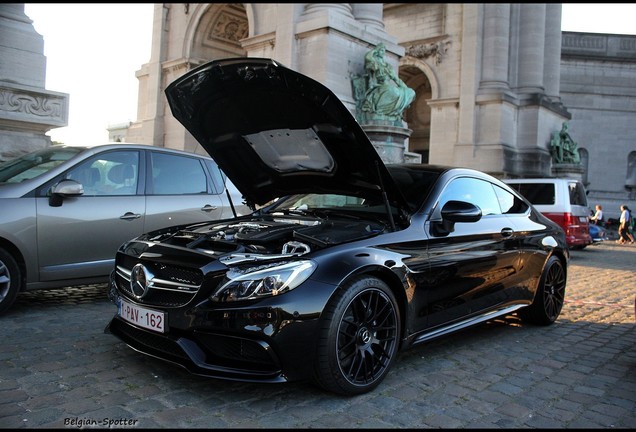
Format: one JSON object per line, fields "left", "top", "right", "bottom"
{"left": 0, "top": 247, "right": 21, "bottom": 314}
{"left": 519, "top": 255, "right": 566, "bottom": 325}
{"left": 312, "top": 276, "right": 400, "bottom": 395}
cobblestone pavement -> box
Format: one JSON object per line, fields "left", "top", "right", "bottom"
{"left": 1, "top": 241, "right": 635, "bottom": 429}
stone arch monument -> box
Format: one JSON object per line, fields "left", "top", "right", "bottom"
{"left": 127, "top": 4, "right": 571, "bottom": 178}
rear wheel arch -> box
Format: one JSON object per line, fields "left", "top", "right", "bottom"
{"left": 520, "top": 253, "right": 567, "bottom": 325}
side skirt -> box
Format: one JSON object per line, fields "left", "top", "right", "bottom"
{"left": 411, "top": 304, "right": 527, "bottom": 345}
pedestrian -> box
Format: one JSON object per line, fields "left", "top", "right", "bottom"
{"left": 617, "top": 204, "right": 634, "bottom": 244}
{"left": 589, "top": 204, "right": 603, "bottom": 225}
{"left": 626, "top": 206, "right": 636, "bottom": 243}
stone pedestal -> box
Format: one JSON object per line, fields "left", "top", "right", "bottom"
{"left": 362, "top": 123, "right": 412, "bottom": 164}
{"left": 551, "top": 163, "right": 584, "bottom": 181}
{"left": 0, "top": 4, "right": 68, "bottom": 161}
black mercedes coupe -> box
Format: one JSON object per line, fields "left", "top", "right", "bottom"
{"left": 105, "top": 58, "right": 568, "bottom": 395}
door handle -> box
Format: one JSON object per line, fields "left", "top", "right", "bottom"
{"left": 501, "top": 228, "right": 514, "bottom": 237}
{"left": 201, "top": 205, "right": 218, "bottom": 212}
{"left": 120, "top": 212, "right": 141, "bottom": 220}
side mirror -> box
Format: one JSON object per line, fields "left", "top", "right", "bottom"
{"left": 431, "top": 200, "right": 482, "bottom": 236}
{"left": 49, "top": 179, "right": 84, "bottom": 207}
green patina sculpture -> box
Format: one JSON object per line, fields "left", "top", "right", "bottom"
{"left": 550, "top": 122, "right": 581, "bottom": 164}
{"left": 351, "top": 43, "right": 415, "bottom": 125}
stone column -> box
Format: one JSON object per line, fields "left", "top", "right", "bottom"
{"left": 302, "top": 4, "right": 353, "bottom": 19}
{"left": 480, "top": 3, "right": 510, "bottom": 90}
{"left": 296, "top": 2, "right": 397, "bottom": 110}
{"left": 543, "top": 3, "right": 562, "bottom": 99}
{"left": 352, "top": 4, "right": 384, "bottom": 31}
{"left": 517, "top": 3, "right": 546, "bottom": 93}
{"left": 0, "top": 4, "right": 68, "bottom": 160}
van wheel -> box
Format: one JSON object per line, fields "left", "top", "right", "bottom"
{"left": 0, "top": 247, "right": 21, "bottom": 314}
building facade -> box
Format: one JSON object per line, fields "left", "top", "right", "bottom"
{"left": 128, "top": 3, "right": 570, "bottom": 179}
{"left": 123, "top": 3, "right": 635, "bottom": 219}
{"left": 3, "top": 4, "right": 635, "bottom": 219}
{"left": 559, "top": 31, "right": 636, "bottom": 218}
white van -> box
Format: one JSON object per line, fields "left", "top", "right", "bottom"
{"left": 503, "top": 178, "right": 592, "bottom": 249}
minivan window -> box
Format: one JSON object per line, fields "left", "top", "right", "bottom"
{"left": 507, "top": 183, "right": 555, "bottom": 205}
{"left": 205, "top": 160, "right": 225, "bottom": 194}
{"left": 66, "top": 151, "right": 139, "bottom": 196}
{"left": 569, "top": 182, "right": 588, "bottom": 206}
{"left": 0, "top": 146, "right": 82, "bottom": 183}
{"left": 150, "top": 152, "right": 208, "bottom": 195}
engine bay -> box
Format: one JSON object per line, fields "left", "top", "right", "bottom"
{"left": 144, "top": 216, "right": 387, "bottom": 262}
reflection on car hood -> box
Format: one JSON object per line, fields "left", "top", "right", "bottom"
{"left": 165, "top": 57, "right": 409, "bottom": 211}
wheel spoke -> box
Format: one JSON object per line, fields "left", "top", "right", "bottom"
{"left": 347, "top": 349, "right": 364, "bottom": 379}
{"left": 336, "top": 287, "right": 398, "bottom": 386}
{"left": 0, "top": 266, "right": 9, "bottom": 300}
{"left": 543, "top": 262, "right": 566, "bottom": 319}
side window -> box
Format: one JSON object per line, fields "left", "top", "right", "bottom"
{"left": 568, "top": 182, "right": 588, "bottom": 206}
{"left": 205, "top": 160, "right": 225, "bottom": 195}
{"left": 151, "top": 152, "right": 208, "bottom": 195}
{"left": 494, "top": 185, "right": 529, "bottom": 214}
{"left": 66, "top": 151, "right": 139, "bottom": 196}
{"left": 438, "top": 177, "right": 501, "bottom": 216}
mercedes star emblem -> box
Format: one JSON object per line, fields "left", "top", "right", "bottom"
{"left": 130, "top": 263, "right": 153, "bottom": 299}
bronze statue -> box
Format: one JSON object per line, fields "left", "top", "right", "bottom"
{"left": 550, "top": 122, "right": 581, "bottom": 164}
{"left": 352, "top": 43, "right": 415, "bottom": 124}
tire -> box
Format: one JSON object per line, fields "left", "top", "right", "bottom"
{"left": 0, "top": 247, "right": 21, "bottom": 314}
{"left": 312, "top": 276, "right": 400, "bottom": 395}
{"left": 519, "top": 255, "right": 566, "bottom": 325}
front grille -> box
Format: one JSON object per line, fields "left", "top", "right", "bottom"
{"left": 115, "top": 259, "right": 204, "bottom": 307}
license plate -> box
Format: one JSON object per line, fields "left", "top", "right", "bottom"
{"left": 118, "top": 298, "right": 165, "bottom": 333}
{"left": 579, "top": 216, "right": 588, "bottom": 223}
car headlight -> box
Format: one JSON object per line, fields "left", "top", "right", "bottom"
{"left": 211, "top": 260, "right": 316, "bottom": 302}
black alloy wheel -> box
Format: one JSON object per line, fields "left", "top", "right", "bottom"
{"left": 313, "top": 276, "right": 400, "bottom": 395}
{"left": 520, "top": 255, "right": 566, "bottom": 325}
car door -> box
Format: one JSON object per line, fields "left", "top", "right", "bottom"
{"left": 422, "top": 176, "right": 522, "bottom": 329}
{"left": 35, "top": 150, "right": 144, "bottom": 281}
{"left": 143, "top": 151, "right": 228, "bottom": 232}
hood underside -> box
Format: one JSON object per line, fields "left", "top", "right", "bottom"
{"left": 165, "top": 58, "right": 407, "bottom": 210}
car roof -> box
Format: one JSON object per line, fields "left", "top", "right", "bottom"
{"left": 503, "top": 178, "right": 581, "bottom": 183}
{"left": 53, "top": 143, "right": 215, "bottom": 159}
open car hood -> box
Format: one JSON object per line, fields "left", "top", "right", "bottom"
{"left": 165, "top": 58, "right": 409, "bottom": 211}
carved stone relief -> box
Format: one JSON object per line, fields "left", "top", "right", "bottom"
{"left": 207, "top": 7, "right": 248, "bottom": 45}
{"left": 0, "top": 86, "right": 67, "bottom": 125}
{"left": 405, "top": 40, "right": 451, "bottom": 65}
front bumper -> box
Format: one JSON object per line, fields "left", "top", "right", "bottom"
{"left": 105, "top": 274, "right": 336, "bottom": 383}
{"left": 105, "top": 314, "right": 288, "bottom": 382}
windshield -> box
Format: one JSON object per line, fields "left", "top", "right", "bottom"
{"left": 0, "top": 146, "right": 83, "bottom": 183}
{"left": 385, "top": 164, "right": 441, "bottom": 211}
{"left": 269, "top": 194, "right": 383, "bottom": 213}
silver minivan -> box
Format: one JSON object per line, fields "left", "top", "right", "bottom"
{"left": 503, "top": 178, "right": 592, "bottom": 249}
{"left": 0, "top": 143, "right": 248, "bottom": 314}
